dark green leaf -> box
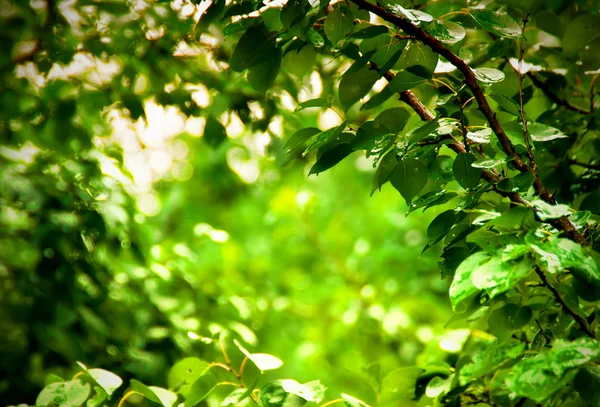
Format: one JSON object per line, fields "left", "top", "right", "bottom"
{"left": 497, "top": 172, "right": 534, "bottom": 193}
{"left": 351, "top": 25, "right": 389, "bottom": 39}
{"left": 204, "top": 116, "right": 228, "bottom": 148}
{"left": 489, "top": 92, "right": 521, "bottom": 116}
{"left": 309, "top": 144, "right": 354, "bottom": 175}
{"left": 453, "top": 153, "right": 481, "bottom": 189}
{"left": 389, "top": 158, "right": 428, "bottom": 204}
{"left": 248, "top": 47, "right": 282, "bottom": 93}
{"left": 230, "top": 25, "right": 278, "bottom": 72}
{"left": 324, "top": 6, "right": 353, "bottom": 46}
{"left": 470, "top": 9, "right": 524, "bottom": 40}
{"left": 295, "top": 98, "right": 331, "bottom": 112}
{"left": 284, "top": 127, "right": 321, "bottom": 153}
{"left": 425, "top": 20, "right": 465, "bottom": 44}
{"left": 338, "top": 67, "right": 379, "bottom": 111}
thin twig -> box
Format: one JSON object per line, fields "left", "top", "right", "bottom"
{"left": 534, "top": 267, "right": 596, "bottom": 339}
{"left": 517, "top": 13, "right": 536, "bottom": 172}
{"left": 526, "top": 72, "right": 591, "bottom": 115}
{"left": 535, "top": 318, "right": 552, "bottom": 344}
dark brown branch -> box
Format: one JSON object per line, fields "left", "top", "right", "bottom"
{"left": 526, "top": 73, "right": 592, "bottom": 115}
{"left": 534, "top": 267, "right": 596, "bottom": 339}
{"left": 350, "top": 0, "right": 587, "bottom": 246}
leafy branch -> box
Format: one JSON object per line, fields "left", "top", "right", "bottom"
{"left": 350, "top": 0, "right": 587, "bottom": 245}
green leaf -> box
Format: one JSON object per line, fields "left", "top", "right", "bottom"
{"left": 284, "top": 127, "right": 321, "bottom": 153}
{"left": 397, "top": 43, "right": 438, "bottom": 79}
{"left": 309, "top": 144, "right": 354, "bottom": 175}
{"left": 306, "top": 29, "right": 325, "bottom": 48}
{"left": 380, "top": 367, "right": 423, "bottom": 406}
{"left": 338, "top": 66, "right": 379, "bottom": 111}
{"left": 562, "top": 14, "right": 600, "bottom": 57}
{"left": 471, "top": 157, "right": 510, "bottom": 168}
{"left": 295, "top": 98, "right": 331, "bottom": 112}
{"left": 408, "top": 190, "right": 456, "bottom": 214}
{"left": 230, "top": 25, "right": 278, "bottom": 72}
{"left": 497, "top": 172, "right": 534, "bottom": 193}
{"left": 360, "top": 85, "right": 395, "bottom": 111}
{"left": 259, "top": 381, "right": 306, "bottom": 407}
{"left": 76, "top": 362, "right": 122, "bottom": 397}
{"left": 233, "top": 339, "right": 284, "bottom": 371}
{"left": 389, "top": 158, "right": 428, "bottom": 204}
{"left": 351, "top": 121, "right": 389, "bottom": 150}
{"left": 425, "top": 20, "right": 465, "bottom": 44}
{"left": 531, "top": 199, "right": 570, "bottom": 220}
{"left": 489, "top": 92, "right": 521, "bottom": 116}
{"left": 459, "top": 341, "right": 526, "bottom": 385}
{"left": 466, "top": 128, "right": 492, "bottom": 144}
{"left": 371, "top": 151, "right": 397, "bottom": 194}
{"left": 408, "top": 120, "right": 439, "bottom": 143}
{"left": 221, "top": 388, "right": 250, "bottom": 406}
{"left": 388, "top": 5, "right": 432, "bottom": 23}
{"left": 350, "top": 25, "right": 389, "bottom": 39}
{"left": 248, "top": 47, "right": 282, "bottom": 93}
{"left": 369, "top": 37, "right": 406, "bottom": 70}
{"left": 37, "top": 380, "right": 91, "bottom": 407}
{"left": 453, "top": 153, "right": 481, "bottom": 189}
{"left": 303, "top": 122, "right": 347, "bottom": 156}
{"left": 374, "top": 107, "right": 411, "bottom": 133}
{"left": 488, "top": 304, "right": 533, "bottom": 335}
{"left": 280, "top": 0, "right": 307, "bottom": 29}
{"left": 204, "top": 116, "right": 228, "bottom": 148}
{"left": 388, "top": 70, "right": 427, "bottom": 93}
{"left": 167, "top": 358, "right": 210, "bottom": 395}
{"left": 528, "top": 123, "right": 568, "bottom": 142}
{"left": 470, "top": 9, "right": 524, "bottom": 40}
{"left": 280, "top": 380, "right": 326, "bottom": 403}
{"left": 473, "top": 67, "right": 505, "bottom": 84}
{"left": 506, "top": 338, "right": 600, "bottom": 402}
{"left": 472, "top": 255, "right": 533, "bottom": 298}
{"left": 342, "top": 393, "right": 371, "bottom": 407}
{"left": 184, "top": 374, "right": 218, "bottom": 407}
{"left": 427, "top": 210, "right": 462, "bottom": 245}
{"left": 324, "top": 6, "right": 353, "bottom": 46}
{"left": 531, "top": 237, "right": 600, "bottom": 287}
{"left": 449, "top": 251, "right": 489, "bottom": 311}
{"left": 575, "top": 365, "right": 600, "bottom": 405}
{"left": 131, "top": 380, "right": 178, "bottom": 407}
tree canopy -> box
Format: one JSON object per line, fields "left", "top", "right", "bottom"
{"left": 2, "top": 0, "right": 600, "bottom": 406}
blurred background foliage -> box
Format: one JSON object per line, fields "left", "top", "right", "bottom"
{"left": 0, "top": 0, "right": 452, "bottom": 403}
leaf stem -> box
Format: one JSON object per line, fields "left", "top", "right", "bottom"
{"left": 437, "top": 10, "right": 469, "bottom": 20}
{"left": 319, "top": 398, "right": 345, "bottom": 407}
{"left": 117, "top": 390, "right": 136, "bottom": 407}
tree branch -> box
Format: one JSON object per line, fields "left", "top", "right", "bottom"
{"left": 351, "top": 0, "right": 587, "bottom": 246}
{"left": 534, "top": 267, "right": 596, "bottom": 339}
{"left": 526, "top": 73, "right": 592, "bottom": 115}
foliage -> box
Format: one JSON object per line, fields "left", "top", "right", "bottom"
{"left": 2, "top": 0, "right": 600, "bottom": 406}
